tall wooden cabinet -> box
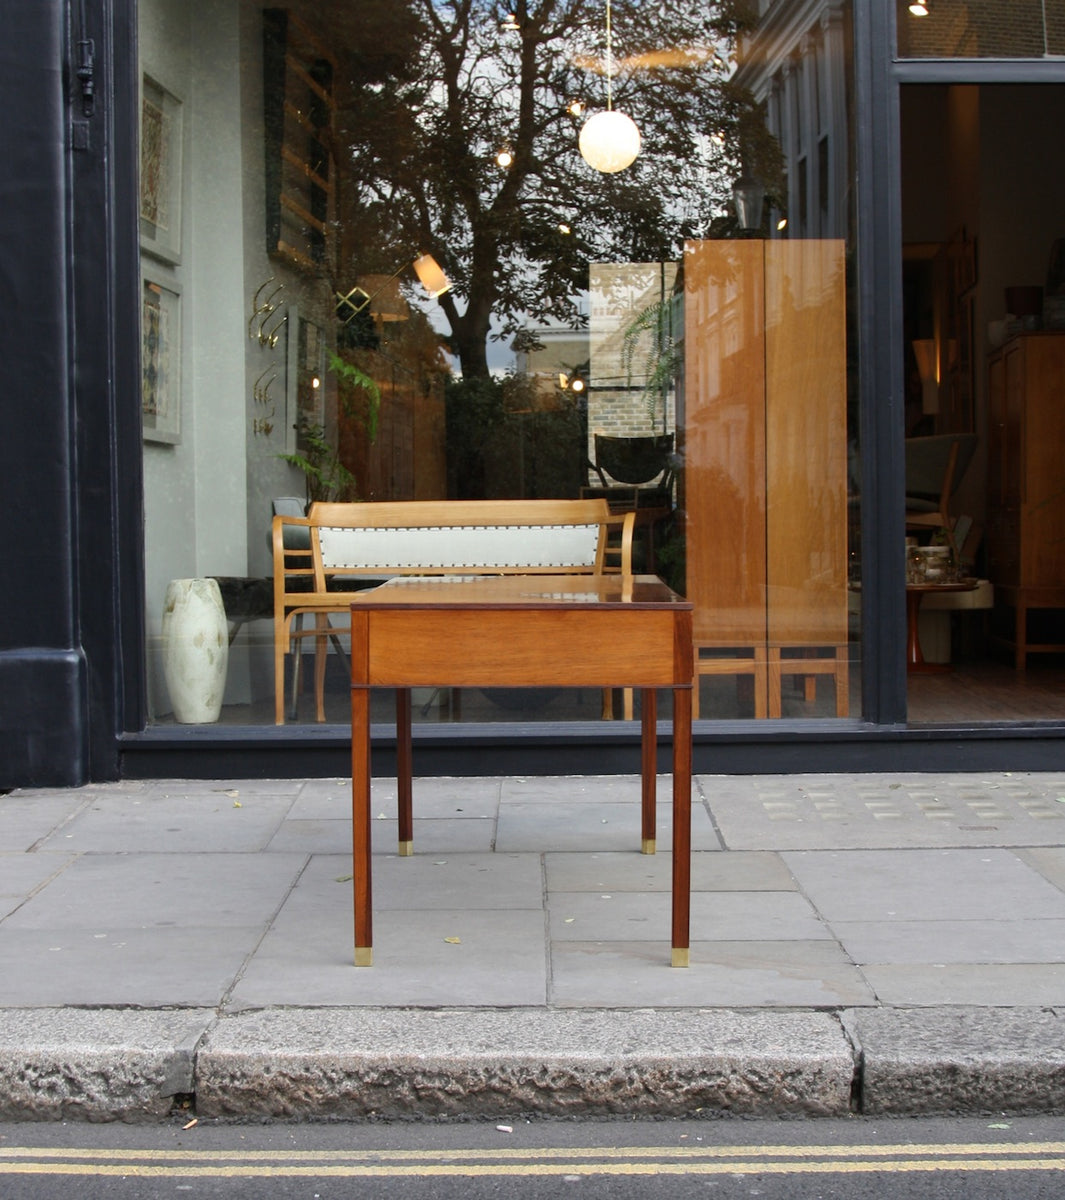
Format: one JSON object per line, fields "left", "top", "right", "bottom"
{"left": 987, "top": 332, "right": 1065, "bottom": 667}
{"left": 682, "top": 239, "right": 849, "bottom": 717}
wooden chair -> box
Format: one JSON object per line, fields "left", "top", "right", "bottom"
{"left": 272, "top": 498, "right": 634, "bottom": 724}
{"left": 905, "top": 433, "right": 978, "bottom": 556}
{"left": 582, "top": 434, "right": 675, "bottom": 570}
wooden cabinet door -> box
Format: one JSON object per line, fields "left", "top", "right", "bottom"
{"left": 682, "top": 239, "right": 847, "bottom": 653}
{"left": 682, "top": 240, "right": 766, "bottom": 648}
{"left": 1019, "top": 336, "right": 1065, "bottom": 588}
{"left": 764, "top": 240, "right": 848, "bottom": 649}
{"left": 987, "top": 344, "right": 1019, "bottom": 585}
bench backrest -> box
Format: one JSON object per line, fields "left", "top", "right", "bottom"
{"left": 273, "top": 499, "right": 633, "bottom": 603}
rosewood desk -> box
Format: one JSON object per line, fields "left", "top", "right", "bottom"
{"left": 349, "top": 574, "right": 694, "bottom": 967}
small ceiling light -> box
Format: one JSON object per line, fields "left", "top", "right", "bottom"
{"left": 558, "top": 222, "right": 572, "bottom": 235}
{"left": 496, "top": 147, "right": 514, "bottom": 168}
{"left": 776, "top": 217, "right": 788, "bottom": 231}
{"left": 501, "top": 12, "right": 520, "bottom": 30}
{"left": 568, "top": 100, "right": 584, "bottom": 116}
{"left": 908, "top": 1, "right": 929, "bottom": 14}
{"left": 710, "top": 131, "right": 725, "bottom": 146}
{"left": 569, "top": 375, "right": 586, "bottom": 394}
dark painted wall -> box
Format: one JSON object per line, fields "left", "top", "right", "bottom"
{"left": 0, "top": 0, "right": 143, "bottom": 788}
{"left": 0, "top": 1, "right": 88, "bottom": 786}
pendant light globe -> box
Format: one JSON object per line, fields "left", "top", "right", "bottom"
{"left": 579, "top": 109, "right": 641, "bottom": 173}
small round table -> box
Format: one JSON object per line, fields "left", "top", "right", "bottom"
{"left": 906, "top": 579, "right": 979, "bottom": 673}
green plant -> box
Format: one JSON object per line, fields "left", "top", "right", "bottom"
{"left": 621, "top": 297, "right": 682, "bottom": 430}
{"left": 278, "top": 351, "right": 381, "bottom": 504}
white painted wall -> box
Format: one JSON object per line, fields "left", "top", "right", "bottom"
{"left": 140, "top": 0, "right": 250, "bottom": 715}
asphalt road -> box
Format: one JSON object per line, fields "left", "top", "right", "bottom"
{"left": 1, "top": 1115, "right": 1064, "bottom": 1199}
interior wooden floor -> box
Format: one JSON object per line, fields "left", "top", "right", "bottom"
{"left": 907, "top": 655, "right": 1065, "bottom": 724}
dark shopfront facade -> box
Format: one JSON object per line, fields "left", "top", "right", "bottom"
{"left": 3, "top": 0, "right": 1065, "bottom": 789}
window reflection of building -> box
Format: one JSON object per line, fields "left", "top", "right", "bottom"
{"left": 735, "top": 1, "right": 852, "bottom": 240}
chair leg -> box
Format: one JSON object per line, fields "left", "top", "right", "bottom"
{"left": 276, "top": 612, "right": 303, "bottom": 725}
{"left": 289, "top": 615, "right": 306, "bottom": 721}
{"left": 835, "top": 646, "right": 849, "bottom": 717}
{"left": 314, "top": 614, "right": 329, "bottom": 722}
{"left": 275, "top": 616, "right": 287, "bottom": 725}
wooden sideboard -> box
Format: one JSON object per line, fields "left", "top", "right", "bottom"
{"left": 987, "top": 332, "right": 1065, "bottom": 667}
{"left": 682, "top": 239, "right": 849, "bottom": 718}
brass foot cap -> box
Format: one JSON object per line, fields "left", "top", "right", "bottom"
{"left": 355, "top": 947, "right": 373, "bottom": 967}
{"left": 671, "top": 947, "right": 690, "bottom": 968}
{"left": 641, "top": 838, "right": 656, "bottom": 855}
{"left": 398, "top": 840, "right": 413, "bottom": 857}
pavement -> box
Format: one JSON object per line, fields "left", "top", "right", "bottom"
{"left": 2, "top": 770, "right": 1065, "bottom": 1123}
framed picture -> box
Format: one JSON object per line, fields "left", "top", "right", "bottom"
{"left": 141, "top": 272, "right": 182, "bottom": 444}
{"left": 140, "top": 75, "right": 183, "bottom": 264}
{"left": 285, "top": 308, "right": 327, "bottom": 454}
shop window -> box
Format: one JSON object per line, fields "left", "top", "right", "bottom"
{"left": 898, "top": 0, "right": 1065, "bottom": 58}
{"left": 137, "top": 0, "right": 860, "bottom": 729}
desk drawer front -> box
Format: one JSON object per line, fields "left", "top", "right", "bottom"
{"left": 354, "top": 609, "right": 687, "bottom": 688}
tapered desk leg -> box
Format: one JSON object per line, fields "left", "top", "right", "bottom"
{"left": 351, "top": 685, "right": 373, "bottom": 966}
{"left": 396, "top": 688, "right": 413, "bottom": 855}
{"left": 671, "top": 684, "right": 692, "bottom": 967}
{"left": 640, "top": 688, "right": 657, "bottom": 854}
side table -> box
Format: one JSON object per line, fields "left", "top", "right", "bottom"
{"left": 350, "top": 574, "right": 694, "bottom": 967}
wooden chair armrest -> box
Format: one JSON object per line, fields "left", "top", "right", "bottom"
{"left": 601, "top": 510, "right": 635, "bottom": 575}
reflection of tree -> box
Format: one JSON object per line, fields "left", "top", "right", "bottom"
{"left": 334, "top": 0, "right": 772, "bottom": 379}
{"left": 446, "top": 375, "right": 584, "bottom": 499}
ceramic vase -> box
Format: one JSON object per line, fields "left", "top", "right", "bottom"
{"left": 161, "top": 577, "right": 229, "bottom": 723}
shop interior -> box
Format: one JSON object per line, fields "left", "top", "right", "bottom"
{"left": 901, "top": 83, "right": 1065, "bottom": 722}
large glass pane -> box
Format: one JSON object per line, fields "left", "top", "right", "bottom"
{"left": 138, "top": 0, "right": 859, "bottom": 728}
{"left": 898, "top": 0, "right": 1065, "bottom": 58}
{"left": 902, "top": 84, "right": 1065, "bottom": 720}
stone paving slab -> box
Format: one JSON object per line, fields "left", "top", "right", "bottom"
{"left": 706, "top": 772, "right": 1065, "bottom": 850}
{"left": 548, "top": 939, "right": 875, "bottom": 1008}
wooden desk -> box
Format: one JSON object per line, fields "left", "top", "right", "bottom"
{"left": 906, "top": 579, "right": 979, "bottom": 673}
{"left": 350, "top": 574, "right": 694, "bottom": 967}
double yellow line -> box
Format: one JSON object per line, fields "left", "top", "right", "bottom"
{"left": 1, "top": 1141, "right": 1064, "bottom": 1179}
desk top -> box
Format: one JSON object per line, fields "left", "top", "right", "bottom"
{"left": 906, "top": 577, "right": 980, "bottom": 594}
{"left": 349, "top": 573, "right": 689, "bottom": 611}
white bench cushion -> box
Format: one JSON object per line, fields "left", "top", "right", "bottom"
{"left": 316, "top": 523, "right": 602, "bottom": 572}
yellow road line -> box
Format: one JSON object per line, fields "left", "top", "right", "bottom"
{"left": 0, "top": 1159, "right": 1064, "bottom": 1179}
{"left": 0, "top": 1147, "right": 1063, "bottom": 1179}
{"left": 2, "top": 1141, "right": 1063, "bottom": 1163}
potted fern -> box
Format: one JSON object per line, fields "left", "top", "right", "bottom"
{"left": 279, "top": 351, "right": 381, "bottom": 504}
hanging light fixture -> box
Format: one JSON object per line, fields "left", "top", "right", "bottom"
{"left": 908, "top": 1, "right": 929, "bottom": 14}
{"left": 732, "top": 174, "right": 765, "bottom": 234}
{"left": 578, "top": 0, "right": 641, "bottom": 174}
{"left": 336, "top": 254, "right": 451, "bottom": 325}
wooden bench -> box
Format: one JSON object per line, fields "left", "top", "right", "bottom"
{"left": 272, "top": 498, "right": 635, "bottom": 724}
